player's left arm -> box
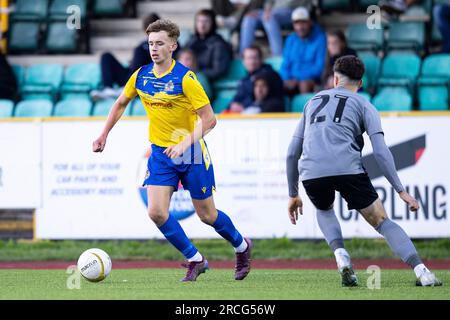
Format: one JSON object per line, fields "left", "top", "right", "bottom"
{"left": 364, "top": 104, "right": 419, "bottom": 211}
{"left": 164, "top": 104, "right": 216, "bottom": 159}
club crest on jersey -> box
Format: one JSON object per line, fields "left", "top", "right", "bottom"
{"left": 164, "top": 80, "right": 174, "bottom": 92}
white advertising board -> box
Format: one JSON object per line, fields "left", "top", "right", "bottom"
{"left": 0, "top": 121, "right": 41, "bottom": 208}
{"left": 34, "top": 115, "right": 450, "bottom": 239}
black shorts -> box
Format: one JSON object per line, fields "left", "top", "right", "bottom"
{"left": 302, "top": 173, "right": 379, "bottom": 210}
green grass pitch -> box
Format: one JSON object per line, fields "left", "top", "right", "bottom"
{"left": 0, "top": 269, "right": 448, "bottom": 300}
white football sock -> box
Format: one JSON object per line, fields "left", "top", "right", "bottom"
{"left": 414, "top": 264, "right": 430, "bottom": 278}
{"left": 234, "top": 239, "right": 248, "bottom": 253}
{"left": 334, "top": 248, "right": 351, "bottom": 268}
{"left": 188, "top": 252, "right": 203, "bottom": 262}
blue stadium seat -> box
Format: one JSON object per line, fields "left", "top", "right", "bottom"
{"left": 321, "top": 0, "right": 351, "bottom": 11}
{"left": 45, "top": 22, "right": 77, "bottom": 53}
{"left": 418, "top": 54, "right": 450, "bottom": 86}
{"left": 61, "top": 63, "right": 101, "bottom": 99}
{"left": 213, "top": 59, "right": 247, "bottom": 91}
{"left": 418, "top": 87, "right": 448, "bottom": 111}
{"left": 21, "top": 64, "right": 64, "bottom": 101}
{"left": 53, "top": 99, "right": 92, "bottom": 117}
{"left": 347, "top": 23, "right": 384, "bottom": 53}
{"left": 49, "top": 0, "right": 87, "bottom": 21}
{"left": 93, "top": 99, "right": 131, "bottom": 116}
{"left": 291, "top": 93, "right": 315, "bottom": 113}
{"left": 265, "top": 56, "right": 283, "bottom": 73}
{"left": 93, "top": 0, "right": 124, "bottom": 16}
{"left": 417, "top": 54, "right": 450, "bottom": 111}
{"left": 386, "top": 22, "right": 425, "bottom": 52}
{"left": 0, "top": 100, "right": 15, "bottom": 118}
{"left": 8, "top": 22, "right": 40, "bottom": 52}
{"left": 377, "top": 53, "right": 421, "bottom": 92}
{"left": 14, "top": 100, "right": 53, "bottom": 117}
{"left": 11, "top": 0, "right": 48, "bottom": 21}
{"left": 212, "top": 90, "right": 236, "bottom": 113}
{"left": 358, "top": 52, "right": 381, "bottom": 93}
{"left": 372, "top": 88, "right": 412, "bottom": 111}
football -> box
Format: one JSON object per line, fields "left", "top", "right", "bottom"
{"left": 77, "top": 248, "right": 112, "bottom": 282}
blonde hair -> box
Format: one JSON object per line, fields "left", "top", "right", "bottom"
{"left": 145, "top": 19, "right": 180, "bottom": 41}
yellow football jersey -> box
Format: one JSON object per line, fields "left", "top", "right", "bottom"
{"left": 123, "top": 59, "right": 210, "bottom": 147}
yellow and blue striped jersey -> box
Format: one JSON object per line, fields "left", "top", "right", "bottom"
{"left": 123, "top": 59, "right": 210, "bottom": 147}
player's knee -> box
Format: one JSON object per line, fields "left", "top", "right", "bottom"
{"left": 198, "top": 212, "right": 216, "bottom": 225}
{"left": 196, "top": 208, "right": 216, "bottom": 225}
{"left": 147, "top": 206, "right": 167, "bottom": 225}
{"left": 372, "top": 215, "right": 387, "bottom": 229}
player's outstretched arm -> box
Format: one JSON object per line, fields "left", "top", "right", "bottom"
{"left": 164, "top": 104, "right": 217, "bottom": 159}
{"left": 370, "top": 132, "right": 419, "bottom": 211}
{"left": 93, "top": 93, "right": 132, "bottom": 152}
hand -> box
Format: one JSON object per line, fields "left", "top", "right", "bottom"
{"left": 93, "top": 134, "right": 107, "bottom": 152}
{"left": 164, "top": 142, "right": 188, "bottom": 159}
{"left": 399, "top": 191, "right": 420, "bottom": 211}
{"left": 229, "top": 102, "right": 244, "bottom": 113}
{"left": 288, "top": 196, "right": 303, "bottom": 225}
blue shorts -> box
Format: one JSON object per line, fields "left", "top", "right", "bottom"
{"left": 142, "top": 140, "right": 216, "bottom": 200}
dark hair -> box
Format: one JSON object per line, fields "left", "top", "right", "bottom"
{"left": 195, "top": 8, "right": 217, "bottom": 36}
{"left": 327, "top": 30, "right": 347, "bottom": 46}
{"left": 333, "top": 55, "right": 365, "bottom": 81}
{"left": 143, "top": 13, "right": 161, "bottom": 31}
{"left": 146, "top": 19, "right": 180, "bottom": 41}
{"left": 244, "top": 45, "right": 263, "bottom": 59}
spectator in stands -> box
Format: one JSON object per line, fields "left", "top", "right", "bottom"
{"left": 177, "top": 48, "right": 213, "bottom": 100}
{"left": 186, "top": 9, "right": 232, "bottom": 82}
{"left": 433, "top": 1, "right": 450, "bottom": 53}
{"left": 239, "top": 0, "right": 312, "bottom": 56}
{"left": 323, "top": 30, "right": 357, "bottom": 89}
{"left": 379, "top": 0, "right": 420, "bottom": 16}
{"left": 211, "top": 0, "right": 264, "bottom": 31}
{"left": 228, "top": 45, "right": 284, "bottom": 113}
{"left": 280, "top": 7, "right": 326, "bottom": 94}
{"left": 0, "top": 53, "right": 18, "bottom": 100}
{"left": 243, "top": 73, "right": 285, "bottom": 113}
{"left": 91, "top": 13, "right": 162, "bottom": 101}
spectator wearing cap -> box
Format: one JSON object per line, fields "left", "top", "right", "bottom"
{"left": 280, "top": 7, "right": 326, "bottom": 94}
{"left": 228, "top": 45, "right": 284, "bottom": 113}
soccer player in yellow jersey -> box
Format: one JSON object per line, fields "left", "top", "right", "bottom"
{"left": 93, "top": 20, "right": 252, "bottom": 282}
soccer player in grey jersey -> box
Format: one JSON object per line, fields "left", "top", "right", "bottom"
{"left": 286, "top": 56, "right": 442, "bottom": 287}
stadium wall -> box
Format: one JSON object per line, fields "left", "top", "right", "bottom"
{"left": 0, "top": 113, "right": 449, "bottom": 239}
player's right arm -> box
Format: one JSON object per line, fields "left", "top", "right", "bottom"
{"left": 286, "top": 113, "right": 306, "bottom": 225}
{"left": 92, "top": 93, "right": 133, "bottom": 152}
{"left": 364, "top": 103, "right": 419, "bottom": 211}
{"left": 93, "top": 69, "right": 139, "bottom": 153}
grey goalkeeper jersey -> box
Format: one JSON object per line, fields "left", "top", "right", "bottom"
{"left": 295, "top": 87, "right": 383, "bottom": 181}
